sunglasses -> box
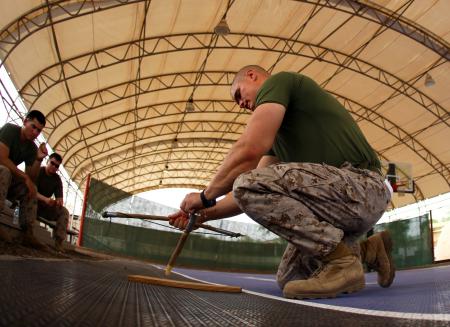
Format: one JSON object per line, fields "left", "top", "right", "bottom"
{"left": 30, "top": 122, "right": 43, "bottom": 133}
{"left": 50, "top": 161, "right": 60, "bottom": 168}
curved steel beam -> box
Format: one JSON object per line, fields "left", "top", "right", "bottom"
{"left": 1, "top": 0, "right": 447, "bottom": 65}
{"left": 51, "top": 98, "right": 242, "bottom": 150}
{"left": 79, "top": 142, "right": 426, "bottom": 208}
{"left": 113, "top": 177, "right": 210, "bottom": 195}
{"left": 45, "top": 81, "right": 239, "bottom": 146}
{"left": 95, "top": 155, "right": 426, "bottom": 205}
{"left": 295, "top": 0, "right": 449, "bottom": 60}
{"left": 333, "top": 92, "right": 449, "bottom": 187}
{"left": 41, "top": 66, "right": 447, "bottom": 163}
{"left": 70, "top": 137, "right": 236, "bottom": 183}
{"left": 21, "top": 34, "right": 448, "bottom": 127}
{"left": 0, "top": 0, "right": 144, "bottom": 63}
{"left": 62, "top": 95, "right": 449, "bottom": 189}
{"left": 72, "top": 143, "right": 230, "bottom": 182}
{"left": 128, "top": 183, "right": 206, "bottom": 195}
{"left": 61, "top": 118, "right": 244, "bottom": 172}
{"left": 95, "top": 157, "right": 223, "bottom": 186}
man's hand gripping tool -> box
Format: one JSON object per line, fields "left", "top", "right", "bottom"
{"left": 164, "top": 212, "right": 198, "bottom": 276}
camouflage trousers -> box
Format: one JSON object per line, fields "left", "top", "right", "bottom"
{"left": 38, "top": 203, "right": 69, "bottom": 242}
{"left": 0, "top": 164, "right": 37, "bottom": 231}
{"left": 233, "top": 162, "right": 391, "bottom": 289}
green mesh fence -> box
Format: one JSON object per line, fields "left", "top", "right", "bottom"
{"left": 82, "top": 177, "right": 433, "bottom": 271}
{"left": 83, "top": 217, "right": 286, "bottom": 272}
{"left": 374, "top": 214, "right": 433, "bottom": 268}
{"left": 83, "top": 214, "right": 434, "bottom": 271}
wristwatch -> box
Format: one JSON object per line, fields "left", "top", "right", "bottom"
{"left": 200, "top": 189, "right": 216, "bottom": 208}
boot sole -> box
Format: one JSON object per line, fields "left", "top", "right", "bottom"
{"left": 284, "top": 279, "right": 365, "bottom": 300}
{"left": 380, "top": 230, "right": 395, "bottom": 288}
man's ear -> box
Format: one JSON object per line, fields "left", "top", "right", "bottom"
{"left": 247, "top": 70, "right": 257, "bottom": 81}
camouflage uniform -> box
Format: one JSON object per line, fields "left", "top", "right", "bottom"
{"left": 37, "top": 204, "right": 69, "bottom": 242}
{"left": 0, "top": 165, "right": 37, "bottom": 232}
{"left": 233, "top": 162, "right": 391, "bottom": 289}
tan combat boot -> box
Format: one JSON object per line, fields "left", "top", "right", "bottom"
{"left": 283, "top": 242, "right": 365, "bottom": 299}
{"left": 360, "top": 230, "right": 395, "bottom": 288}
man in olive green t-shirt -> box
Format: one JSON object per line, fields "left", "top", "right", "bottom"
{"left": 169, "top": 65, "right": 394, "bottom": 299}
{"left": 0, "top": 110, "right": 49, "bottom": 249}
{"left": 36, "top": 152, "right": 70, "bottom": 252}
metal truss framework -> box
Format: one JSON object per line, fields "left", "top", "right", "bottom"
{"left": 1, "top": 0, "right": 448, "bottom": 64}
{"left": 0, "top": 0, "right": 448, "bottom": 207}
{"left": 56, "top": 78, "right": 448, "bottom": 189}
{"left": 70, "top": 98, "right": 435, "bottom": 201}
{"left": 19, "top": 34, "right": 448, "bottom": 128}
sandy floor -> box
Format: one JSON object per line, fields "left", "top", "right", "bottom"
{"left": 0, "top": 238, "right": 103, "bottom": 260}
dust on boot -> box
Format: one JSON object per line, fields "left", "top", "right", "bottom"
{"left": 283, "top": 242, "right": 365, "bottom": 299}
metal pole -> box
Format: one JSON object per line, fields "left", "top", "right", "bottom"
{"left": 429, "top": 210, "right": 435, "bottom": 263}
{"left": 102, "top": 211, "right": 242, "bottom": 238}
{"left": 77, "top": 173, "right": 91, "bottom": 247}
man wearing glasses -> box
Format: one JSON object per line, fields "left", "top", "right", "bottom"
{"left": 36, "top": 153, "right": 69, "bottom": 252}
{"left": 0, "top": 110, "right": 48, "bottom": 248}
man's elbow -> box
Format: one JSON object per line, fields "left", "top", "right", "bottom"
{"left": 241, "top": 144, "right": 268, "bottom": 164}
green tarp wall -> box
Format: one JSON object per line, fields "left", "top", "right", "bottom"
{"left": 83, "top": 218, "right": 286, "bottom": 272}
{"left": 82, "top": 213, "right": 433, "bottom": 272}
{"left": 374, "top": 213, "right": 433, "bottom": 268}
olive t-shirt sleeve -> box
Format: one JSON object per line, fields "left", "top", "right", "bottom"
{"left": 255, "top": 72, "right": 298, "bottom": 109}
{"left": 0, "top": 123, "right": 37, "bottom": 166}
{"left": 0, "top": 123, "right": 16, "bottom": 150}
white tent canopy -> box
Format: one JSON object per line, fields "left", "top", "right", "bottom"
{"left": 0, "top": 0, "right": 448, "bottom": 209}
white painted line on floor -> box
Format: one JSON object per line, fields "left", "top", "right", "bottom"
{"left": 242, "top": 276, "right": 276, "bottom": 282}
{"left": 242, "top": 290, "right": 450, "bottom": 322}
{"left": 151, "top": 264, "right": 450, "bottom": 322}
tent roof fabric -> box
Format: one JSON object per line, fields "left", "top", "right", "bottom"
{"left": 0, "top": 0, "right": 449, "bottom": 209}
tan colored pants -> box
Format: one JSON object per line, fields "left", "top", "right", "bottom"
{"left": 233, "top": 162, "right": 390, "bottom": 289}
{"left": 38, "top": 203, "right": 69, "bottom": 242}
{"left": 0, "top": 165, "right": 37, "bottom": 232}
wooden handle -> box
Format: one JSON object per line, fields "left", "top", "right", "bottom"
{"left": 165, "top": 231, "right": 189, "bottom": 276}
{"left": 128, "top": 275, "right": 242, "bottom": 293}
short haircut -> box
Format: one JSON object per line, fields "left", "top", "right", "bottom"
{"left": 26, "top": 110, "right": 46, "bottom": 126}
{"left": 49, "top": 152, "right": 63, "bottom": 163}
{"left": 232, "top": 65, "right": 270, "bottom": 85}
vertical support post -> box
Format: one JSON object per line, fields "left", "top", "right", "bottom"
{"left": 77, "top": 173, "right": 91, "bottom": 247}
{"left": 429, "top": 210, "right": 435, "bottom": 263}
{"left": 64, "top": 180, "right": 70, "bottom": 235}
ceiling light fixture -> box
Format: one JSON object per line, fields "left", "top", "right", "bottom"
{"left": 185, "top": 97, "right": 195, "bottom": 112}
{"left": 424, "top": 73, "right": 435, "bottom": 87}
{"left": 214, "top": 18, "right": 230, "bottom": 36}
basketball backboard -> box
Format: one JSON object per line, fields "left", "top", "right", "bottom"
{"left": 381, "top": 161, "right": 414, "bottom": 193}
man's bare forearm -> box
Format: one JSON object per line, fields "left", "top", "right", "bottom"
{"left": 0, "top": 157, "right": 28, "bottom": 180}
{"left": 204, "top": 140, "right": 262, "bottom": 200}
{"left": 203, "top": 104, "right": 284, "bottom": 201}
{"left": 199, "top": 193, "right": 242, "bottom": 222}
{"left": 26, "top": 159, "right": 42, "bottom": 181}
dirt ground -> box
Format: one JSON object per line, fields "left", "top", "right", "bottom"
{"left": 0, "top": 238, "right": 104, "bottom": 260}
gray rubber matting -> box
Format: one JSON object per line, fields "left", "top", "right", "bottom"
{"left": 0, "top": 257, "right": 448, "bottom": 327}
